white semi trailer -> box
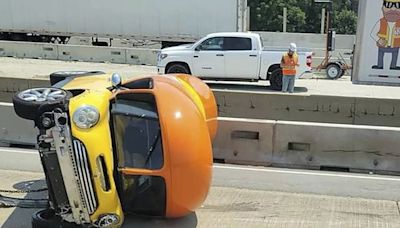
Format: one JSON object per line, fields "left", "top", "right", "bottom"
{"left": 353, "top": 0, "right": 400, "bottom": 85}
{"left": 0, "top": 0, "right": 248, "bottom": 47}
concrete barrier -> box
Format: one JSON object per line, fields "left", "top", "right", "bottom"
{"left": 273, "top": 121, "right": 400, "bottom": 174}
{"left": 214, "top": 91, "right": 400, "bottom": 128}
{"left": 258, "top": 31, "right": 355, "bottom": 50}
{"left": 214, "top": 117, "right": 400, "bottom": 174}
{"left": 0, "top": 32, "right": 354, "bottom": 68}
{"left": 0, "top": 103, "right": 36, "bottom": 146}
{"left": 0, "top": 41, "right": 157, "bottom": 66}
{"left": 2, "top": 80, "right": 400, "bottom": 128}
{"left": 2, "top": 105, "right": 400, "bottom": 174}
{"left": 0, "top": 78, "right": 49, "bottom": 102}
{"left": 125, "top": 48, "right": 158, "bottom": 65}
{"left": 58, "top": 45, "right": 127, "bottom": 64}
{"left": 0, "top": 147, "right": 41, "bottom": 172}
{"left": 215, "top": 91, "right": 356, "bottom": 125}
{"left": 0, "top": 41, "right": 58, "bottom": 60}
{"left": 213, "top": 118, "right": 274, "bottom": 165}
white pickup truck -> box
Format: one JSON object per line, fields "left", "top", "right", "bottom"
{"left": 157, "top": 32, "right": 313, "bottom": 90}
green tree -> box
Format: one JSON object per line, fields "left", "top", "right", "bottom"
{"left": 248, "top": 0, "right": 359, "bottom": 34}
{"left": 298, "top": 0, "right": 324, "bottom": 33}
{"left": 333, "top": 9, "right": 357, "bottom": 34}
{"left": 250, "top": 0, "right": 306, "bottom": 32}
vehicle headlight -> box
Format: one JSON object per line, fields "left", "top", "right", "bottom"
{"left": 158, "top": 53, "right": 168, "bottom": 61}
{"left": 72, "top": 105, "right": 100, "bottom": 129}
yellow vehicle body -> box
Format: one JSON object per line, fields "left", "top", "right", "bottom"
{"left": 63, "top": 75, "right": 124, "bottom": 225}
{"left": 56, "top": 73, "right": 217, "bottom": 225}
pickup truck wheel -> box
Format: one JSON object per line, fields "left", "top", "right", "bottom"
{"left": 13, "top": 88, "right": 72, "bottom": 120}
{"left": 32, "top": 209, "right": 82, "bottom": 228}
{"left": 166, "top": 63, "right": 190, "bottom": 74}
{"left": 326, "top": 63, "right": 342, "bottom": 79}
{"left": 270, "top": 69, "right": 283, "bottom": 91}
{"left": 50, "top": 71, "right": 105, "bottom": 86}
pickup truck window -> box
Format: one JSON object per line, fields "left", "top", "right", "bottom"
{"left": 198, "top": 37, "right": 224, "bottom": 51}
{"left": 224, "top": 37, "right": 252, "bottom": 51}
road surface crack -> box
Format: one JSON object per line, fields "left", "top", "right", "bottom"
{"left": 397, "top": 201, "right": 400, "bottom": 216}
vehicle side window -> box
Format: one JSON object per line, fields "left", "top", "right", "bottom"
{"left": 197, "top": 37, "right": 224, "bottom": 51}
{"left": 224, "top": 37, "right": 252, "bottom": 51}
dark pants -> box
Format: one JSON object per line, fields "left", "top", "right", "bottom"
{"left": 376, "top": 47, "right": 399, "bottom": 68}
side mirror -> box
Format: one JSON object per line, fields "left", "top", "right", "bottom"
{"left": 195, "top": 46, "right": 201, "bottom": 51}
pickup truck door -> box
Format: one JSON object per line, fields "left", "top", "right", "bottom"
{"left": 192, "top": 37, "right": 225, "bottom": 78}
{"left": 224, "top": 37, "right": 259, "bottom": 79}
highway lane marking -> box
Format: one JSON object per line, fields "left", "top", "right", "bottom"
{"left": 0, "top": 102, "right": 12, "bottom": 106}
{"left": 214, "top": 164, "right": 400, "bottom": 182}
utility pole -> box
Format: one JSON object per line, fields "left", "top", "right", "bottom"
{"left": 315, "top": 0, "right": 334, "bottom": 70}
{"left": 321, "top": 8, "right": 326, "bottom": 34}
{"left": 283, "top": 7, "right": 287, "bottom": 33}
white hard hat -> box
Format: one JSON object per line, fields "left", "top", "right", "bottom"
{"left": 289, "top": 43, "right": 297, "bottom": 52}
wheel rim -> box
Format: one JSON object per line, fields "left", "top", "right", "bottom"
{"left": 327, "top": 67, "right": 339, "bottom": 78}
{"left": 18, "top": 88, "right": 66, "bottom": 102}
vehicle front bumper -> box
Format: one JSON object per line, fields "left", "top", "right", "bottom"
{"left": 157, "top": 66, "right": 165, "bottom": 74}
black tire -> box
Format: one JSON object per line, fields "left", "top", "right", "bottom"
{"left": 32, "top": 209, "right": 82, "bottom": 228}
{"left": 269, "top": 68, "right": 283, "bottom": 91}
{"left": 166, "top": 63, "right": 190, "bottom": 74}
{"left": 13, "top": 88, "right": 72, "bottom": 120}
{"left": 50, "top": 71, "right": 105, "bottom": 86}
{"left": 336, "top": 62, "right": 346, "bottom": 77}
{"left": 326, "top": 63, "right": 342, "bottom": 79}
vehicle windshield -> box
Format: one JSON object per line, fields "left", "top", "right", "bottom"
{"left": 111, "top": 98, "right": 163, "bottom": 170}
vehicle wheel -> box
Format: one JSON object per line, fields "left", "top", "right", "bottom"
{"left": 13, "top": 87, "right": 72, "bottom": 120}
{"left": 49, "top": 71, "right": 104, "bottom": 86}
{"left": 326, "top": 63, "right": 342, "bottom": 79}
{"left": 166, "top": 63, "right": 190, "bottom": 74}
{"left": 32, "top": 209, "right": 81, "bottom": 228}
{"left": 269, "top": 68, "right": 283, "bottom": 91}
{"left": 336, "top": 62, "right": 346, "bottom": 78}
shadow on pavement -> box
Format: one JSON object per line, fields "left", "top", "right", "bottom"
{"left": 1, "top": 179, "right": 48, "bottom": 228}
{"left": 1, "top": 179, "right": 198, "bottom": 228}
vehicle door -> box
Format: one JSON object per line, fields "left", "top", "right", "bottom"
{"left": 224, "top": 37, "right": 259, "bottom": 79}
{"left": 111, "top": 91, "right": 167, "bottom": 216}
{"left": 192, "top": 37, "right": 225, "bottom": 78}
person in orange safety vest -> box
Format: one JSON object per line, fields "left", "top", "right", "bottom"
{"left": 281, "top": 43, "right": 299, "bottom": 93}
{"left": 371, "top": 0, "right": 400, "bottom": 70}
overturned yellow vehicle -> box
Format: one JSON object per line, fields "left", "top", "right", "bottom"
{"left": 13, "top": 71, "right": 217, "bottom": 227}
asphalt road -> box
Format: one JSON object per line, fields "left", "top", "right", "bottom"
{"left": 1, "top": 148, "right": 400, "bottom": 227}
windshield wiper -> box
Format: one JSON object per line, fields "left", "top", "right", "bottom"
{"left": 144, "top": 129, "right": 161, "bottom": 167}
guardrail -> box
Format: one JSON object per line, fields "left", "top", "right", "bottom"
{"left": 2, "top": 103, "right": 400, "bottom": 174}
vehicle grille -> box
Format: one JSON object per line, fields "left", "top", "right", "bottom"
{"left": 72, "top": 139, "right": 98, "bottom": 214}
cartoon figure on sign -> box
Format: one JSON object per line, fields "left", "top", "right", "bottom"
{"left": 371, "top": 0, "right": 400, "bottom": 70}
